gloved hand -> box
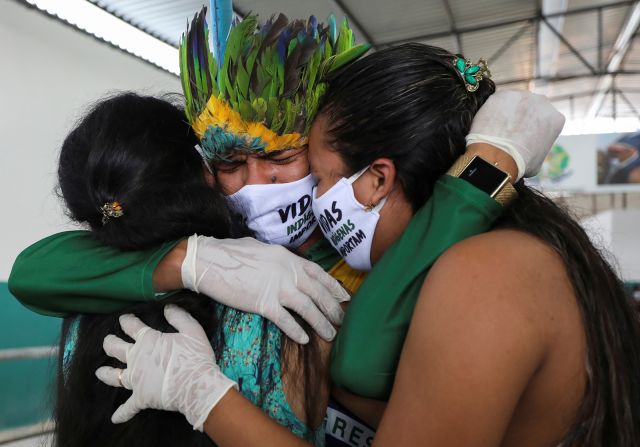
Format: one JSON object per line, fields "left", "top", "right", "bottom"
{"left": 181, "top": 234, "right": 349, "bottom": 345}
{"left": 466, "top": 90, "right": 566, "bottom": 180}
{"left": 96, "top": 305, "right": 234, "bottom": 432}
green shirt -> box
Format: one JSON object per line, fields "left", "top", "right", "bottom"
{"left": 8, "top": 231, "right": 342, "bottom": 317}
{"left": 9, "top": 232, "right": 178, "bottom": 316}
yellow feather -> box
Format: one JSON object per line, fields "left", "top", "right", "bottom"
{"left": 192, "top": 96, "right": 307, "bottom": 153}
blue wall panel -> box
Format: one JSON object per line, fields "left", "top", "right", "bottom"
{"left": 0, "top": 282, "right": 61, "bottom": 429}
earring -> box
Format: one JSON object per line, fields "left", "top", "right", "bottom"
{"left": 365, "top": 203, "right": 375, "bottom": 212}
{"left": 271, "top": 175, "right": 277, "bottom": 183}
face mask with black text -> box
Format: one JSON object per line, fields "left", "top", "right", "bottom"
{"left": 311, "top": 167, "right": 386, "bottom": 271}
{"left": 228, "top": 174, "right": 318, "bottom": 249}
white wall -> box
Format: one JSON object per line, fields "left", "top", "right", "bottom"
{"left": 582, "top": 209, "right": 640, "bottom": 282}
{"left": 0, "top": 1, "right": 180, "bottom": 280}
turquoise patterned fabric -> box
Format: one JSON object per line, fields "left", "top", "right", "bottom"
{"left": 216, "top": 306, "right": 323, "bottom": 446}
{"left": 63, "top": 306, "right": 323, "bottom": 445}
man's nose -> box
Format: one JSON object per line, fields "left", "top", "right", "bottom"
{"left": 244, "top": 158, "right": 273, "bottom": 185}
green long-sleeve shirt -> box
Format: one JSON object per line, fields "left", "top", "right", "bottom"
{"left": 8, "top": 230, "right": 342, "bottom": 317}
{"left": 8, "top": 232, "right": 180, "bottom": 316}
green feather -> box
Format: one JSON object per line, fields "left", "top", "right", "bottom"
{"left": 238, "top": 100, "right": 253, "bottom": 121}
{"left": 266, "top": 97, "right": 279, "bottom": 124}
{"left": 236, "top": 61, "right": 250, "bottom": 100}
{"left": 325, "top": 43, "right": 370, "bottom": 74}
{"left": 179, "top": 34, "right": 193, "bottom": 121}
{"left": 252, "top": 98, "right": 268, "bottom": 122}
{"left": 272, "top": 99, "right": 288, "bottom": 133}
{"left": 245, "top": 42, "right": 260, "bottom": 77}
{"left": 306, "top": 49, "right": 322, "bottom": 92}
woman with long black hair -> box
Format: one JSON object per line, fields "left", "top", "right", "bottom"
{"left": 54, "top": 93, "right": 331, "bottom": 446}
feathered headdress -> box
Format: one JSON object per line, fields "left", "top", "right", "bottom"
{"left": 180, "top": 4, "right": 370, "bottom": 161}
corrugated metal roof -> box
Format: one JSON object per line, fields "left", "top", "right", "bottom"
{"left": 449, "top": 0, "right": 535, "bottom": 29}
{"left": 341, "top": 0, "right": 450, "bottom": 45}
{"left": 83, "top": 0, "right": 640, "bottom": 118}
{"left": 89, "top": 0, "right": 209, "bottom": 46}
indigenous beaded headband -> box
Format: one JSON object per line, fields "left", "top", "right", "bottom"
{"left": 454, "top": 57, "right": 491, "bottom": 92}
{"left": 101, "top": 201, "right": 124, "bottom": 225}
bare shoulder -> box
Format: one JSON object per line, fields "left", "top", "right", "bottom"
{"left": 427, "top": 229, "right": 572, "bottom": 304}
{"left": 416, "top": 229, "right": 577, "bottom": 353}
{"left": 435, "top": 229, "right": 562, "bottom": 271}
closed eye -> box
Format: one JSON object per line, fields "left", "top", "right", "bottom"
{"left": 265, "top": 146, "right": 308, "bottom": 165}
{"left": 214, "top": 160, "right": 245, "bottom": 173}
{"left": 270, "top": 154, "right": 299, "bottom": 165}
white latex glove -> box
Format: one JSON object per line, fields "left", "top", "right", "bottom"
{"left": 181, "top": 234, "right": 350, "bottom": 345}
{"left": 95, "top": 304, "right": 234, "bottom": 431}
{"left": 466, "top": 90, "right": 566, "bottom": 180}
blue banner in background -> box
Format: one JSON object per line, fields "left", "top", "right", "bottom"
{"left": 0, "top": 282, "right": 60, "bottom": 430}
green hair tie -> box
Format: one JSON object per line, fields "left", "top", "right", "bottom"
{"left": 454, "top": 57, "right": 491, "bottom": 92}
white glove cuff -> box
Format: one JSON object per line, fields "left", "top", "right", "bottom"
{"left": 181, "top": 234, "right": 200, "bottom": 293}
{"left": 191, "top": 375, "right": 239, "bottom": 432}
{"left": 466, "top": 133, "right": 526, "bottom": 181}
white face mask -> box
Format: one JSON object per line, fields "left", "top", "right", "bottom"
{"left": 311, "top": 167, "right": 387, "bottom": 271}
{"left": 228, "top": 174, "right": 318, "bottom": 249}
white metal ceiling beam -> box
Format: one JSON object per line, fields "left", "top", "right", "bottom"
{"left": 441, "top": 0, "right": 462, "bottom": 54}
{"left": 537, "top": 0, "right": 568, "bottom": 80}
{"left": 586, "top": 1, "right": 640, "bottom": 118}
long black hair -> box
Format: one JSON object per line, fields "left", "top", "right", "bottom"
{"left": 55, "top": 93, "right": 234, "bottom": 447}
{"left": 54, "top": 92, "right": 324, "bottom": 446}
{"left": 319, "top": 43, "right": 640, "bottom": 446}
{"left": 57, "top": 295, "right": 219, "bottom": 447}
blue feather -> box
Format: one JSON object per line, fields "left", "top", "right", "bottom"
{"left": 328, "top": 14, "right": 337, "bottom": 45}
{"left": 308, "top": 15, "right": 317, "bottom": 38}
{"left": 261, "top": 16, "right": 274, "bottom": 38}
{"left": 210, "top": 0, "right": 233, "bottom": 69}
{"left": 277, "top": 30, "right": 290, "bottom": 62}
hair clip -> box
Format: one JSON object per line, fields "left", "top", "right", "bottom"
{"left": 101, "top": 201, "right": 124, "bottom": 225}
{"left": 454, "top": 57, "right": 491, "bottom": 92}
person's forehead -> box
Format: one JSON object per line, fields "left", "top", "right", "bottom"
{"left": 221, "top": 145, "right": 307, "bottom": 159}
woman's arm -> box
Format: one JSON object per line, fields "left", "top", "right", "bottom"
{"left": 9, "top": 231, "right": 179, "bottom": 316}
{"left": 9, "top": 230, "right": 346, "bottom": 343}
{"left": 204, "top": 390, "right": 311, "bottom": 447}
{"left": 97, "top": 305, "right": 314, "bottom": 447}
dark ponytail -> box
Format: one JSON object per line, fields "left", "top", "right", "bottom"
{"left": 56, "top": 294, "right": 218, "bottom": 447}
{"left": 57, "top": 92, "right": 242, "bottom": 250}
